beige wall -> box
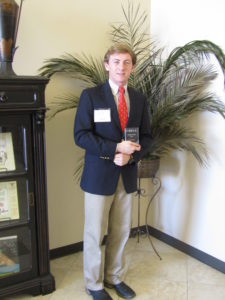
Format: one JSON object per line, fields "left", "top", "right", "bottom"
{"left": 15, "top": 0, "right": 225, "bottom": 262}
{"left": 14, "top": 0, "right": 150, "bottom": 249}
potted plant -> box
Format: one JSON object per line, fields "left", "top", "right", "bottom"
{"left": 39, "top": 2, "right": 225, "bottom": 179}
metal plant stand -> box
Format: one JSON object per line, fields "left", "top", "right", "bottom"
{"left": 132, "top": 177, "right": 147, "bottom": 243}
{"left": 145, "top": 176, "right": 162, "bottom": 260}
{"left": 134, "top": 159, "right": 162, "bottom": 259}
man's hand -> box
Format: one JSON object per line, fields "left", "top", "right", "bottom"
{"left": 116, "top": 141, "right": 141, "bottom": 155}
{"left": 114, "top": 153, "right": 131, "bottom": 166}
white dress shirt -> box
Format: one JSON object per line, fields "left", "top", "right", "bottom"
{"left": 108, "top": 79, "right": 130, "bottom": 114}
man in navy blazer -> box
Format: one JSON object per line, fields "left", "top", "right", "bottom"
{"left": 74, "top": 44, "right": 152, "bottom": 300}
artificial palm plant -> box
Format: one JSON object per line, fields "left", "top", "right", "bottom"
{"left": 39, "top": 1, "right": 225, "bottom": 167}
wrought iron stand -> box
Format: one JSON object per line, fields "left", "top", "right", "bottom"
{"left": 134, "top": 175, "right": 162, "bottom": 260}
{"left": 132, "top": 177, "right": 147, "bottom": 243}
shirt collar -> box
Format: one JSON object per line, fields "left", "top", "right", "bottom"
{"left": 108, "top": 79, "right": 128, "bottom": 95}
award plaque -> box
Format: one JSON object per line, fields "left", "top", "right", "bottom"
{"left": 124, "top": 127, "right": 139, "bottom": 143}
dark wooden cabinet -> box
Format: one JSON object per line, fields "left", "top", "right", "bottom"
{"left": 0, "top": 76, "right": 55, "bottom": 297}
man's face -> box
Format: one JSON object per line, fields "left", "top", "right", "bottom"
{"left": 104, "top": 52, "right": 134, "bottom": 87}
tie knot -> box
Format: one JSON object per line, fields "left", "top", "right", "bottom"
{"left": 119, "top": 87, "right": 125, "bottom": 94}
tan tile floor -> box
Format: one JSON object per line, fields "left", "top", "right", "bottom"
{"left": 4, "top": 236, "right": 225, "bottom": 300}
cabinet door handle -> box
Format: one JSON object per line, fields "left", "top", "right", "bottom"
{"left": 29, "top": 192, "right": 35, "bottom": 206}
{"left": 0, "top": 92, "right": 8, "bottom": 102}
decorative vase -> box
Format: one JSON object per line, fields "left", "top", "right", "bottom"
{"left": 0, "top": 0, "right": 23, "bottom": 76}
{"left": 138, "top": 158, "right": 160, "bottom": 178}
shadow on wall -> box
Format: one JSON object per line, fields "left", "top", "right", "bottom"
{"left": 182, "top": 110, "right": 225, "bottom": 247}
{"left": 149, "top": 152, "right": 183, "bottom": 232}
{"left": 180, "top": 61, "right": 225, "bottom": 250}
{"left": 152, "top": 108, "right": 225, "bottom": 256}
{"left": 149, "top": 58, "right": 225, "bottom": 254}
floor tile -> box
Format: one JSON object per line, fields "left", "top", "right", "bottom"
{"left": 2, "top": 237, "right": 225, "bottom": 300}
{"left": 188, "top": 282, "right": 225, "bottom": 300}
{"left": 135, "top": 235, "right": 183, "bottom": 255}
{"left": 188, "top": 256, "right": 225, "bottom": 286}
{"left": 128, "top": 250, "right": 187, "bottom": 283}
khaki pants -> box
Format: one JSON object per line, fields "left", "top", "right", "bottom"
{"left": 83, "top": 176, "right": 133, "bottom": 291}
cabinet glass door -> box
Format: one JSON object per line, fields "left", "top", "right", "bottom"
{"left": 0, "top": 114, "right": 37, "bottom": 287}
{"left": 0, "top": 114, "right": 32, "bottom": 227}
{"left": 0, "top": 227, "right": 32, "bottom": 278}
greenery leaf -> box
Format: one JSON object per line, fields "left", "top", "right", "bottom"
{"left": 39, "top": 0, "right": 225, "bottom": 167}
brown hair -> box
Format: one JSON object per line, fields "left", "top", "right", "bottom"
{"left": 104, "top": 44, "right": 137, "bottom": 65}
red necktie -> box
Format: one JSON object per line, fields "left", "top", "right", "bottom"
{"left": 118, "top": 87, "right": 128, "bottom": 132}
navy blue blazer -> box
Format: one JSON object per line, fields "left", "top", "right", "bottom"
{"left": 74, "top": 81, "right": 152, "bottom": 195}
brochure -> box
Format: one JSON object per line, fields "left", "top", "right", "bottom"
{"left": 0, "top": 132, "right": 16, "bottom": 172}
{"left": 0, "top": 181, "right": 19, "bottom": 221}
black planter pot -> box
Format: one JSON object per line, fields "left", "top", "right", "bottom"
{"left": 138, "top": 158, "right": 160, "bottom": 178}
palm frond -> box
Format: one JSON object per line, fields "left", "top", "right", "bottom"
{"left": 164, "top": 40, "right": 225, "bottom": 77}
{"left": 39, "top": 1, "right": 225, "bottom": 167}
{"left": 47, "top": 94, "right": 80, "bottom": 119}
{"left": 39, "top": 53, "right": 107, "bottom": 86}
{"left": 110, "top": 1, "right": 150, "bottom": 56}
{"left": 109, "top": 0, "right": 150, "bottom": 88}
{"left": 147, "top": 125, "right": 208, "bottom": 166}
{"left": 39, "top": 53, "right": 107, "bottom": 120}
{"left": 73, "top": 155, "right": 84, "bottom": 183}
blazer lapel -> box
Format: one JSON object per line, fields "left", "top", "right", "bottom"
{"left": 126, "top": 87, "right": 136, "bottom": 127}
{"left": 103, "top": 81, "right": 121, "bottom": 132}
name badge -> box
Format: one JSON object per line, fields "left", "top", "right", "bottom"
{"left": 94, "top": 109, "right": 111, "bottom": 122}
